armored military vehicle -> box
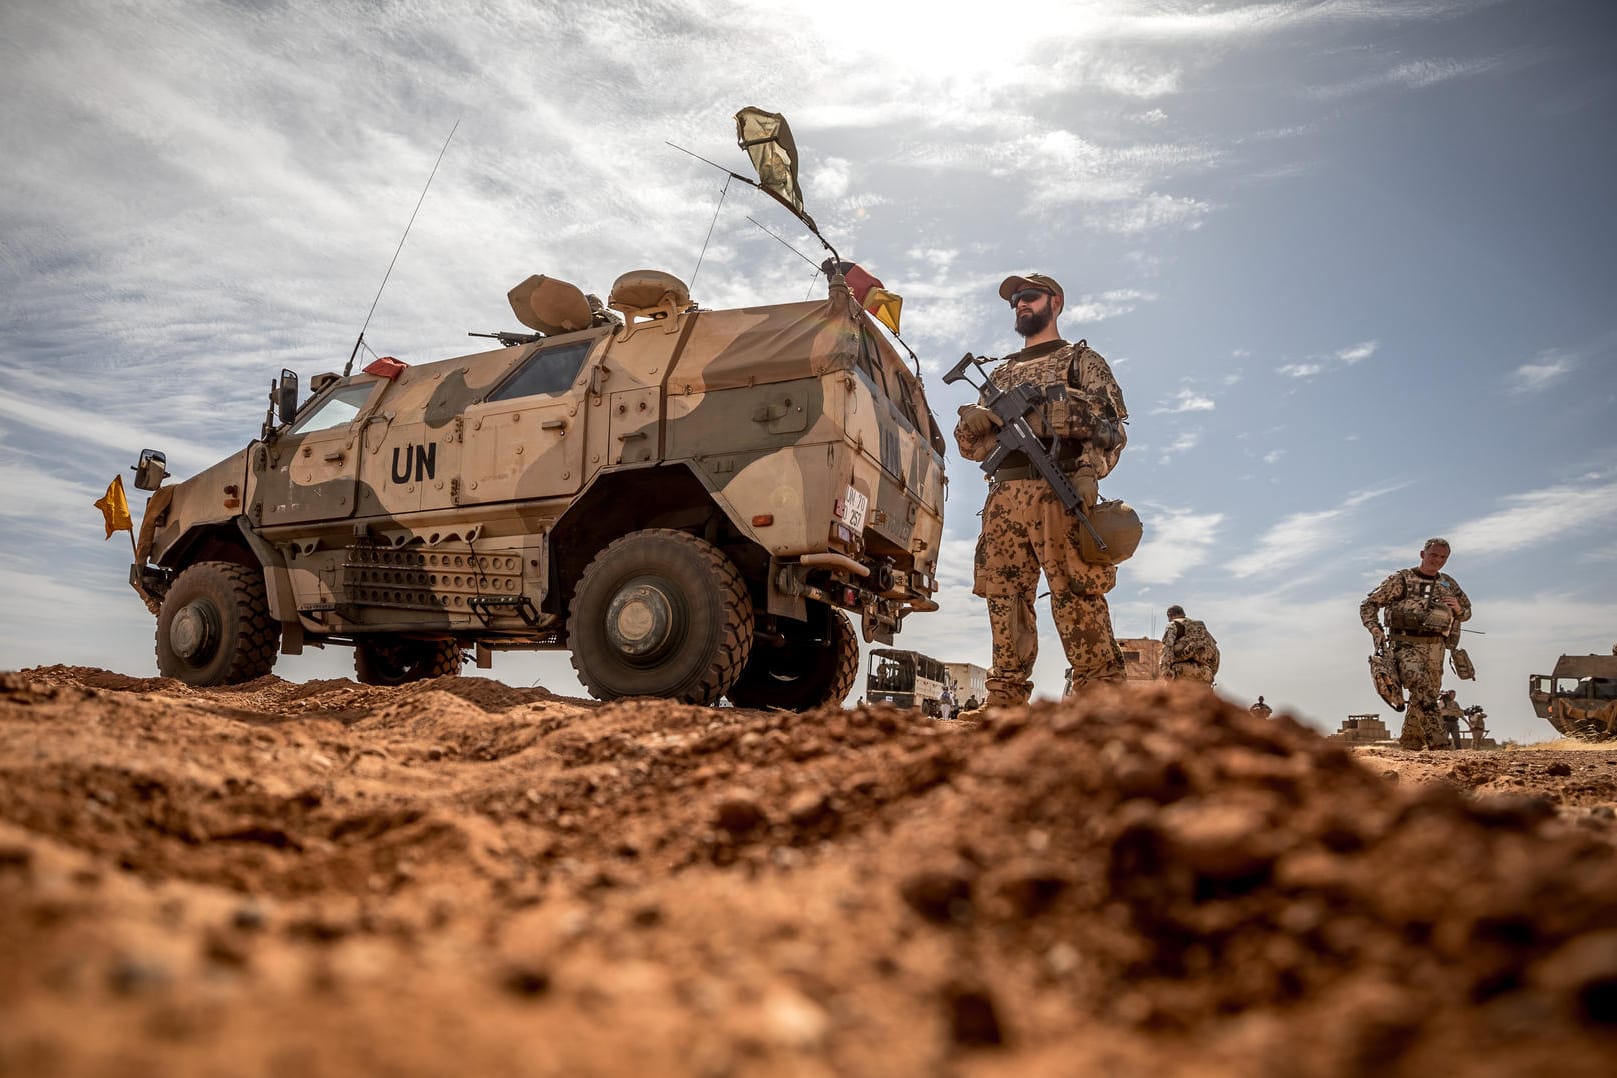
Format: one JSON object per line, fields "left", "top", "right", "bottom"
{"left": 128, "top": 269, "right": 946, "bottom": 709}
{"left": 1529, "top": 653, "right": 1617, "bottom": 740}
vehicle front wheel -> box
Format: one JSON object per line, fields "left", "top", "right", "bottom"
{"left": 354, "top": 637, "right": 464, "bottom": 686}
{"left": 568, "top": 529, "right": 753, "bottom": 704}
{"left": 727, "top": 607, "right": 858, "bottom": 712}
{"left": 155, "top": 561, "right": 281, "bottom": 686}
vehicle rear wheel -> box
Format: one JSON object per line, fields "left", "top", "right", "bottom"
{"left": 568, "top": 529, "right": 753, "bottom": 704}
{"left": 727, "top": 607, "right": 858, "bottom": 711}
{"left": 354, "top": 637, "right": 464, "bottom": 686}
{"left": 155, "top": 561, "right": 281, "bottom": 686}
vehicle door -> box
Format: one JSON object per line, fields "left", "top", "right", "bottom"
{"left": 253, "top": 379, "right": 383, "bottom": 527}
{"left": 458, "top": 335, "right": 600, "bottom": 505}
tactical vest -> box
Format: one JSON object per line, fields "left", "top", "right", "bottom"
{"left": 987, "top": 339, "right": 1126, "bottom": 480}
{"left": 1383, "top": 570, "right": 1457, "bottom": 634}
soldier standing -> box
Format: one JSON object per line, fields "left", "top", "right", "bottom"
{"left": 1159, "top": 605, "right": 1220, "bottom": 683}
{"left": 1360, "top": 538, "right": 1472, "bottom": 750}
{"left": 1437, "top": 689, "right": 1465, "bottom": 750}
{"left": 1250, "top": 695, "right": 1273, "bottom": 719}
{"left": 954, "top": 273, "right": 1129, "bottom": 708}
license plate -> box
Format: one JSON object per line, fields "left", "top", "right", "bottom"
{"left": 839, "top": 486, "right": 869, "bottom": 530}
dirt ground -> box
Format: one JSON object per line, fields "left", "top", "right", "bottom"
{"left": 3, "top": 667, "right": 1617, "bottom": 1076}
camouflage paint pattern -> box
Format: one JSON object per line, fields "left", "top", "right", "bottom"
{"left": 137, "top": 274, "right": 945, "bottom": 656}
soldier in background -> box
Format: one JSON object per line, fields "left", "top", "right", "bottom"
{"left": 1250, "top": 695, "right": 1273, "bottom": 719}
{"left": 1360, "top": 537, "right": 1472, "bottom": 750}
{"left": 1159, "top": 605, "right": 1220, "bottom": 683}
{"left": 954, "top": 273, "right": 1129, "bottom": 709}
{"left": 1437, "top": 689, "right": 1465, "bottom": 750}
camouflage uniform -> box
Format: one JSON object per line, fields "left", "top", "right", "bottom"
{"left": 955, "top": 339, "right": 1128, "bottom": 704}
{"left": 1159, "top": 617, "right": 1219, "bottom": 683}
{"left": 1249, "top": 698, "right": 1273, "bottom": 719}
{"left": 1360, "top": 568, "right": 1471, "bottom": 750}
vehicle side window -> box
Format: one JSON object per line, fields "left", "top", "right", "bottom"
{"left": 289, "top": 382, "right": 377, "bottom": 435}
{"left": 487, "top": 340, "right": 594, "bottom": 403}
{"left": 889, "top": 371, "right": 921, "bottom": 430}
{"left": 855, "top": 329, "right": 888, "bottom": 398}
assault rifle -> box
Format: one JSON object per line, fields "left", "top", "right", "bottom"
{"left": 469, "top": 330, "right": 543, "bottom": 347}
{"left": 943, "top": 352, "right": 1106, "bottom": 552}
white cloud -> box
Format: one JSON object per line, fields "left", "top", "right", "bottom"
{"left": 1335, "top": 340, "right": 1378, "bottom": 363}
{"left": 1152, "top": 388, "right": 1215, "bottom": 414}
{"left": 1445, "top": 480, "right": 1617, "bottom": 557}
{"left": 1508, "top": 351, "right": 1576, "bottom": 393}
{"left": 0, "top": 386, "right": 224, "bottom": 470}
{"left": 1275, "top": 339, "right": 1378, "bottom": 379}
{"left": 810, "top": 157, "right": 852, "bottom": 200}
{"left": 1156, "top": 430, "right": 1201, "bottom": 465}
{"left": 1227, "top": 484, "right": 1402, "bottom": 579}
{"left": 1126, "top": 506, "right": 1224, "bottom": 586}
{"left": 1088, "top": 192, "right": 1213, "bottom": 234}
{"left": 1308, "top": 54, "right": 1504, "bottom": 101}
{"left": 1065, "top": 288, "right": 1157, "bottom": 323}
{"left": 1277, "top": 362, "right": 1325, "bottom": 378}
{"left": 1262, "top": 449, "right": 1285, "bottom": 465}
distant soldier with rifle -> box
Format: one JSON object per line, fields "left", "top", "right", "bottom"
{"left": 950, "top": 273, "right": 1132, "bottom": 710}
{"left": 1360, "top": 537, "right": 1472, "bottom": 750}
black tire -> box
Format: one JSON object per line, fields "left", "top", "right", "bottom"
{"left": 727, "top": 607, "right": 858, "bottom": 711}
{"left": 568, "top": 529, "right": 753, "bottom": 705}
{"left": 155, "top": 561, "right": 280, "bottom": 686}
{"left": 354, "top": 637, "right": 464, "bottom": 686}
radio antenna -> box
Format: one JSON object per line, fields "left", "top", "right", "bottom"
{"left": 344, "top": 117, "right": 461, "bottom": 376}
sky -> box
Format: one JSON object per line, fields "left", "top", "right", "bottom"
{"left": 2, "top": 0, "right": 1613, "bottom": 743}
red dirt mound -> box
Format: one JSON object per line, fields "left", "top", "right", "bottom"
{"left": 2, "top": 669, "right": 1614, "bottom": 1075}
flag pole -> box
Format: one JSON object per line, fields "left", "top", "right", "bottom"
{"left": 666, "top": 140, "right": 839, "bottom": 265}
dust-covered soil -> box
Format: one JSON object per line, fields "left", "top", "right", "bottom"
{"left": 4, "top": 666, "right": 1617, "bottom": 1077}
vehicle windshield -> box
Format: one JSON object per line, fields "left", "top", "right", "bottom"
{"left": 289, "top": 382, "right": 376, "bottom": 435}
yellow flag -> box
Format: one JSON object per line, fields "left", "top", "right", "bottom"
{"left": 865, "top": 288, "right": 903, "bottom": 336}
{"left": 95, "top": 474, "right": 132, "bottom": 539}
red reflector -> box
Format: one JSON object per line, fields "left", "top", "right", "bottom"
{"left": 752, "top": 514, "right": 774, "bottom": 527}
{"left": 363, "top": 356, "right": 408, "bottom": 380}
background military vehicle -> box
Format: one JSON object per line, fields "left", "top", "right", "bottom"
{"left": 865, "top": 648, "right": 948, "bottom": 715}
{"left": 129, "top": 269, "right": 947, "bottom": 709}
{"left": 1529, "top": 653, "right": 1617, "bottom": 740}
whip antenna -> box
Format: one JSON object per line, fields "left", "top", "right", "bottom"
{"left": 345, "top": 117, "right": 461, "bottom": 376}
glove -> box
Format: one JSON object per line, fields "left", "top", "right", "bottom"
{"left": 957, "top": 404, "right": 999, "bottom": 438}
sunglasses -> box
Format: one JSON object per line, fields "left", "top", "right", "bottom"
{"left": 1008, "top": 288, "right": 1051, "bottom": 307}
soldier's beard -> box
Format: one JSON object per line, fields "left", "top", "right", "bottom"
{"left": 1015, "top": 305, "right": 1052, "bottom": 338}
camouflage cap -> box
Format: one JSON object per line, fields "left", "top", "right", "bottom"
{"left": 999, "top": 273, "right": 1064, "bottom": 302}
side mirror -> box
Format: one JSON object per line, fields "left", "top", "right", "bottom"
{"left": 133, "top": 448, "right": 169, "bottom": 491}
{"left": 274, "top": 369, "right": 299, "bottom": 424}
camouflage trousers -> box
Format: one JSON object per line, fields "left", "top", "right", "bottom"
{"left": 973, "top": 477, "right": 1123, "bottom": 704}
{"left": 1392, "top": 638, "right": 1446, "bottom": 749}
{"left": 1166, "top": 661, "right": 1214, "bottom": 684}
